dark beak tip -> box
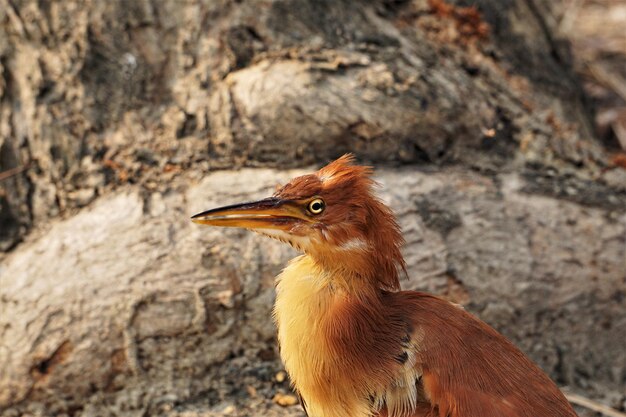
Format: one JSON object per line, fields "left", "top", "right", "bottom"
{"left": 191, "top": 214, "right": 208, "bottom": 223}
{"left": 191, "top": 208, "right": 213, "bottom": 220}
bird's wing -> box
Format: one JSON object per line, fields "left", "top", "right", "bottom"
{"left": 381, "top": 389, "right": 522, "bottom": 417}
{"left": 384, "top": 291, "right": 577, "bottom": 417}
{"left": 419, "top": 381, "right": 525, "bottom": 417}
{"left": 400, "top": 392, "right": 521, "bottom": 417}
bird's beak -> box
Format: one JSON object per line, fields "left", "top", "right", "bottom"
{"left": 191, "top": 197, "right": 309, "bottom": 230}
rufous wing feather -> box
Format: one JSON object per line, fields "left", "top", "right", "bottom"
{"left": 384, "top": 292, "right": 577, "bottom": 417}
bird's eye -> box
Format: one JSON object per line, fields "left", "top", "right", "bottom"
{"left": 307, "top": 198, "right": 325, "bottom": 215}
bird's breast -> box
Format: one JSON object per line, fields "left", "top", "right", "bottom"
{"left": 274, "top": 256, "right": 350, "bottom": 417}
{"left": 273, "top": 255, "right": 420, "bottom": 417}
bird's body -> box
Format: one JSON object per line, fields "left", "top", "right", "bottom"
{"left": 274, "top": 255, "right": 575, "bottom": 417}
{"left": 192, "top": 155, "right": 578, "bottom": 417}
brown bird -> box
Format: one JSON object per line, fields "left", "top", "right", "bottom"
{"left": 192, "top": 155, "right": 578, "bottom": 417}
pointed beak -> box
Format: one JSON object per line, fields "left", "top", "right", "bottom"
{"left": 191, "top": 197, "right": 310, "bottom": 230}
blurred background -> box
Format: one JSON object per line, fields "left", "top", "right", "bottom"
{"left": 0, "top": 0, "right": 625, "bottom": 416}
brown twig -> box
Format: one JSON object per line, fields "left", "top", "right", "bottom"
{"left": 564, "top": 392, "right": 626, "bottom": 417}
{"left": 0, "top": 164, "right": 28, "bottom": 182}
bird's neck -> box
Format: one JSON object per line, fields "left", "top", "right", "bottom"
{"left": 273, "top": 254, "right": 388, "bottom": 417}
{"left": 273, "top": 255, "right": 377, "bottom": 336}
{"left": 302, "top": 247, "right": 395, "bottom": 295}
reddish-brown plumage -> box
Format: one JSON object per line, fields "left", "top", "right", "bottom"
{"left": 274, "top": 155, "right": 406, "bottom": 291}
{"left": 192, "top": 154, "right": 579, "bottom": 417}
{"left": 389, "top": 292, "right": 577, "bottom": 416}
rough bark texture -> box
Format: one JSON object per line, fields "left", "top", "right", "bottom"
{"left": 0, "top": 0, "right": 625, "bottom": 416}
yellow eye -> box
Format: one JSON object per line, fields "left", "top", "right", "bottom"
{"left": 307, "top": 198, "right": 325, "bottom": 215}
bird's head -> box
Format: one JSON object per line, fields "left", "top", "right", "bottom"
{"left": 192, "top": 154, "right": 405, "bottom": 290}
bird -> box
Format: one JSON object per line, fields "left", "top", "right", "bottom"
{"left": 191, "top": 154, "right": 578, "bottom": 417}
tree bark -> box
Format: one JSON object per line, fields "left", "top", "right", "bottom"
{"left": 1, "top": 0, "right": 624, "bottom": 415}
